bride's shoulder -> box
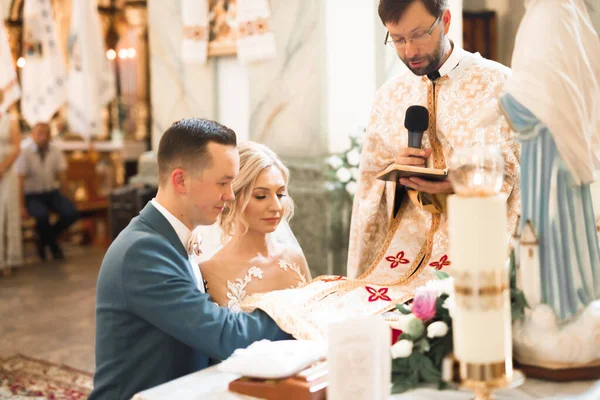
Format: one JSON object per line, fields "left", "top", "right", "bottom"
{"left": 277, "top": 244, "right": 312, "bottom": 280}
{"left": 279, "top": 244, "right": 306, "bottom": 264}
{"left": 198, "top": 251, "right": 235, "bottom": 271}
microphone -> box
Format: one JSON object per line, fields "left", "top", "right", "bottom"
{"left": 404, "top": 105, "right": 429, "bottom": 149}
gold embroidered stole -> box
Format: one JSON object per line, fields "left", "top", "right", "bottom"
{"left": 240, "top": 78, "right": 450, "bottom": 341}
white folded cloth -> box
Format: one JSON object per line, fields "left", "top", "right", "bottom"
{"left": 218, "top": 340, "right": 326, "bottom": 379}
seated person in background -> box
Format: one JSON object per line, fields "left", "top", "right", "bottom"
{"left": 197, "top": 141, "right": 311, "bottom": 312}
{"left": 13, "top": 123, "right": 79, "bottom": 260}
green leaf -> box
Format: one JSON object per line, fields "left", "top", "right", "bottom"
{"left": 391, "top": 377, "right": 417, "bottom": 394}
{"left": 435, "top": 294, "right": 450, "bottom": 316}
{"left": 438, "top": 381, "right": 449, "bottom": 390}
{"left": 391, "top": 357, "right": 410, "bottom": 374}
{"left": 419, "top": 355, "right": 442, "bottom": 383}
{"left": 399, "top": 332, "right": 414, "bottom": 341}
{"left": 396, "top": 303, "right": 412, "bottom": 315}
{"left": 417, "top": 337, "right": 431, "bottom": 353}
{"left": 428, "top": 333, "right": 454, "bottom": 367}
{"left": 433, "top": 270, "right": 451, "bottom": 280}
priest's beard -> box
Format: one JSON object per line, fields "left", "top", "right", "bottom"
{"left": 401, "top": 34, "right": 446, "bottom": 76}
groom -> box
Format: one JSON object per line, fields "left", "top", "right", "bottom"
{"left": 90, "top": 119, "right": 291, "bottom": 400}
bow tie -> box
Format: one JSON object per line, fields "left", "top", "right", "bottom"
{"left": 186, "top": 231, "right": 203, "bottom": 257}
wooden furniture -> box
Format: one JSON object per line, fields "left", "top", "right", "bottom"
{"left": 463, "top": 10, "right": 498, "bottom": 62}
{"left": 64, "top": 152, "right": 110, "bottom": 247}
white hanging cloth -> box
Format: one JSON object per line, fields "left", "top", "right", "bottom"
{"left": 67, "top": 0, "right": 116, "bottom": 140}
{"left": 181, "top": 0, "right": 209, "bottom": 64}
{"left": 236, "top": 0, "right": 276, "bottom": 64}
{"left": 21, "top": 0, "right": 67, "bottom": 126}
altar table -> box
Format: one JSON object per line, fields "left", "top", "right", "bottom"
{"left": 132, "top": 365, "right": 598, "bottom": 400}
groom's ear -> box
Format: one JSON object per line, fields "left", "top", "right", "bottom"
{"left": 171, "top": 168, "right": 187, "bottom": 194}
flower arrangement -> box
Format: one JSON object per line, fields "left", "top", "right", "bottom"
{"left": 389, "top": 262, "right": 528, "bottom": 393}
{"left": 325, "top": 129, "right": 364, "bottom": 198}
{"left": 390, "top": 270, "right": 454, "bottom": 393}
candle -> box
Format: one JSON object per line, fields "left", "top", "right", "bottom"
{"left": 448, "top": 194, "right": 512, "bottom": 367}
{"left": 327, "top": 316, "right": 390, "bottom": 399}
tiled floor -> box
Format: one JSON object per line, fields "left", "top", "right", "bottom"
{"left": 0, "top": 245, "right": 105, "bottom": 373}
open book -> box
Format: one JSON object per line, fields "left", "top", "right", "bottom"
{"left": 376, "top": 163, "right": 448, "bottom": 182}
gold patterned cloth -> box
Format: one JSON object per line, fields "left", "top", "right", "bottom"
{"left": 241, "top": 210, "right": 438, "bottom": 341}
{"left": 348, "top": 45, "right": 521, "bottom": 279}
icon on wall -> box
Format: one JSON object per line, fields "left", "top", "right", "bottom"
{"left": 208, "top": 0, "right": 237, "bottom": 57}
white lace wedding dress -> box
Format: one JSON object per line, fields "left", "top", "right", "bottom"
{"left": 224, "top": 260, "right": 307, "bottom": 312}
{"left": 201, "top": 257, "right": 309, "bottom": 313}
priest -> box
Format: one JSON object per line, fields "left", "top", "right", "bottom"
{"left": 347, "top": 0, "right": 521, "bottom": 278}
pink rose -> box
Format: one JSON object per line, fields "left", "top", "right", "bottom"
{"left": 412, "top": 288, "right": 437, "bottom": 322}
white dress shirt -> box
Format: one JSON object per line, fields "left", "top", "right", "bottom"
{"left": 151, "top": 198, "right": 205, "bottom": 293}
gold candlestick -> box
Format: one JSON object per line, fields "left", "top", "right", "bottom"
{"left": 443, "top": 356, "right": 525, "bottom": 400}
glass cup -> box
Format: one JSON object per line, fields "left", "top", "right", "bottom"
{"left": 447, "top": 146, "right": 504, "bottom": 196}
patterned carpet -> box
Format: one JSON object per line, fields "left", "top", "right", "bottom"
{"left": 0, "top": 355, "right": 92, "bottom": 399}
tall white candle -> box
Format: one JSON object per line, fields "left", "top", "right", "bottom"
{"left": 448, "top": 194, "right": 512, "bottom": 365}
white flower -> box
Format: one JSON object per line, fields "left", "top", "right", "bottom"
{"left": 346, "top": 149, "right": 361, "bottom": 167}
{"left": 336, "top": 167, "right": 352, "bottom": 183}
{"left": 425, "top": 277, "right": 454, "bottom": 297}
{"left": 391, "top": 339, "right": 413, "bottom": 359}
{"left": 345, "top": 181, "right": 357, "bottom": 195}
{"left": 327, "top": 155, "right": 344, "bottom": 170}
{"left": 324, "top": 182, "right": 336, "bottom": 191}
{"left": 350, "top": 167, "right": 360, "bottom": 181}
{"left": 427, "top": 321, "right": 449, "bottom": 339}
{"left": 442, "top": 297, "right": 455, "bottom": 318}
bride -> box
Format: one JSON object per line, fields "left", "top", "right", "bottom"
{"left": 195, "top": 141, "right": 312, "bottom": 312}
{"left": 193, "top": 141, "right": 437, "bottom": 340}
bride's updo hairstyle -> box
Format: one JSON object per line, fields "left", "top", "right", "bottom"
{"left": 219, "top": 141, "right": 295, "bottom": 238}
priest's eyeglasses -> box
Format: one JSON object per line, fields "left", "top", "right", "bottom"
{"left": 384, "top": 15, "right": 441, "bottom": 49}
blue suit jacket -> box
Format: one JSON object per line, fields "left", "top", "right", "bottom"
{"left": 90, "top": 203, "right": 290, "bottom": 400}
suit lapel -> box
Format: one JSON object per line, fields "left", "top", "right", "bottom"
{"left": 139, "top": 202, "right": 188, "bottom": 259}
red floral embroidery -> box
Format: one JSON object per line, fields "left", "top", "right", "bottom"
{"left": 365, "top": 286, "right": 392, "bottom": 302}
{"left": 320, "top": 276, "right": 346, "bottom": 283}
{"left": 385, "top": 251, "right": 410, "bottom": 269}
{"left": 429, "top": 255, "right": 451, "bottom": 270}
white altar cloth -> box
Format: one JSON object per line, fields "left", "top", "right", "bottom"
{"left": 132, "top": 365, "right": 598, "bottom": 400}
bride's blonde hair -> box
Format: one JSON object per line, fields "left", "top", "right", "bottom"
{"left": 219, "top": 141, "right": 294, "bottom": 239}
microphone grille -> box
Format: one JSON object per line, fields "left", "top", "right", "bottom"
{"left": 404, "top": 105, "right": 429, "bottom": 132}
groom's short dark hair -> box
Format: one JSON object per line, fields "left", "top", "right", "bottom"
{"left": 157, "top": 118, "right": 237, "bottom": 185}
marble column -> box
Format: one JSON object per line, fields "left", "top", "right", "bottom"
{"left": 247, "top": 0, "right": 327, "bottom": 158}
{"left": 146, "top": 0, "right": 216, "bottom": 150}
{"left": 245, "top": 0, "right": 346, "bottom": 276}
